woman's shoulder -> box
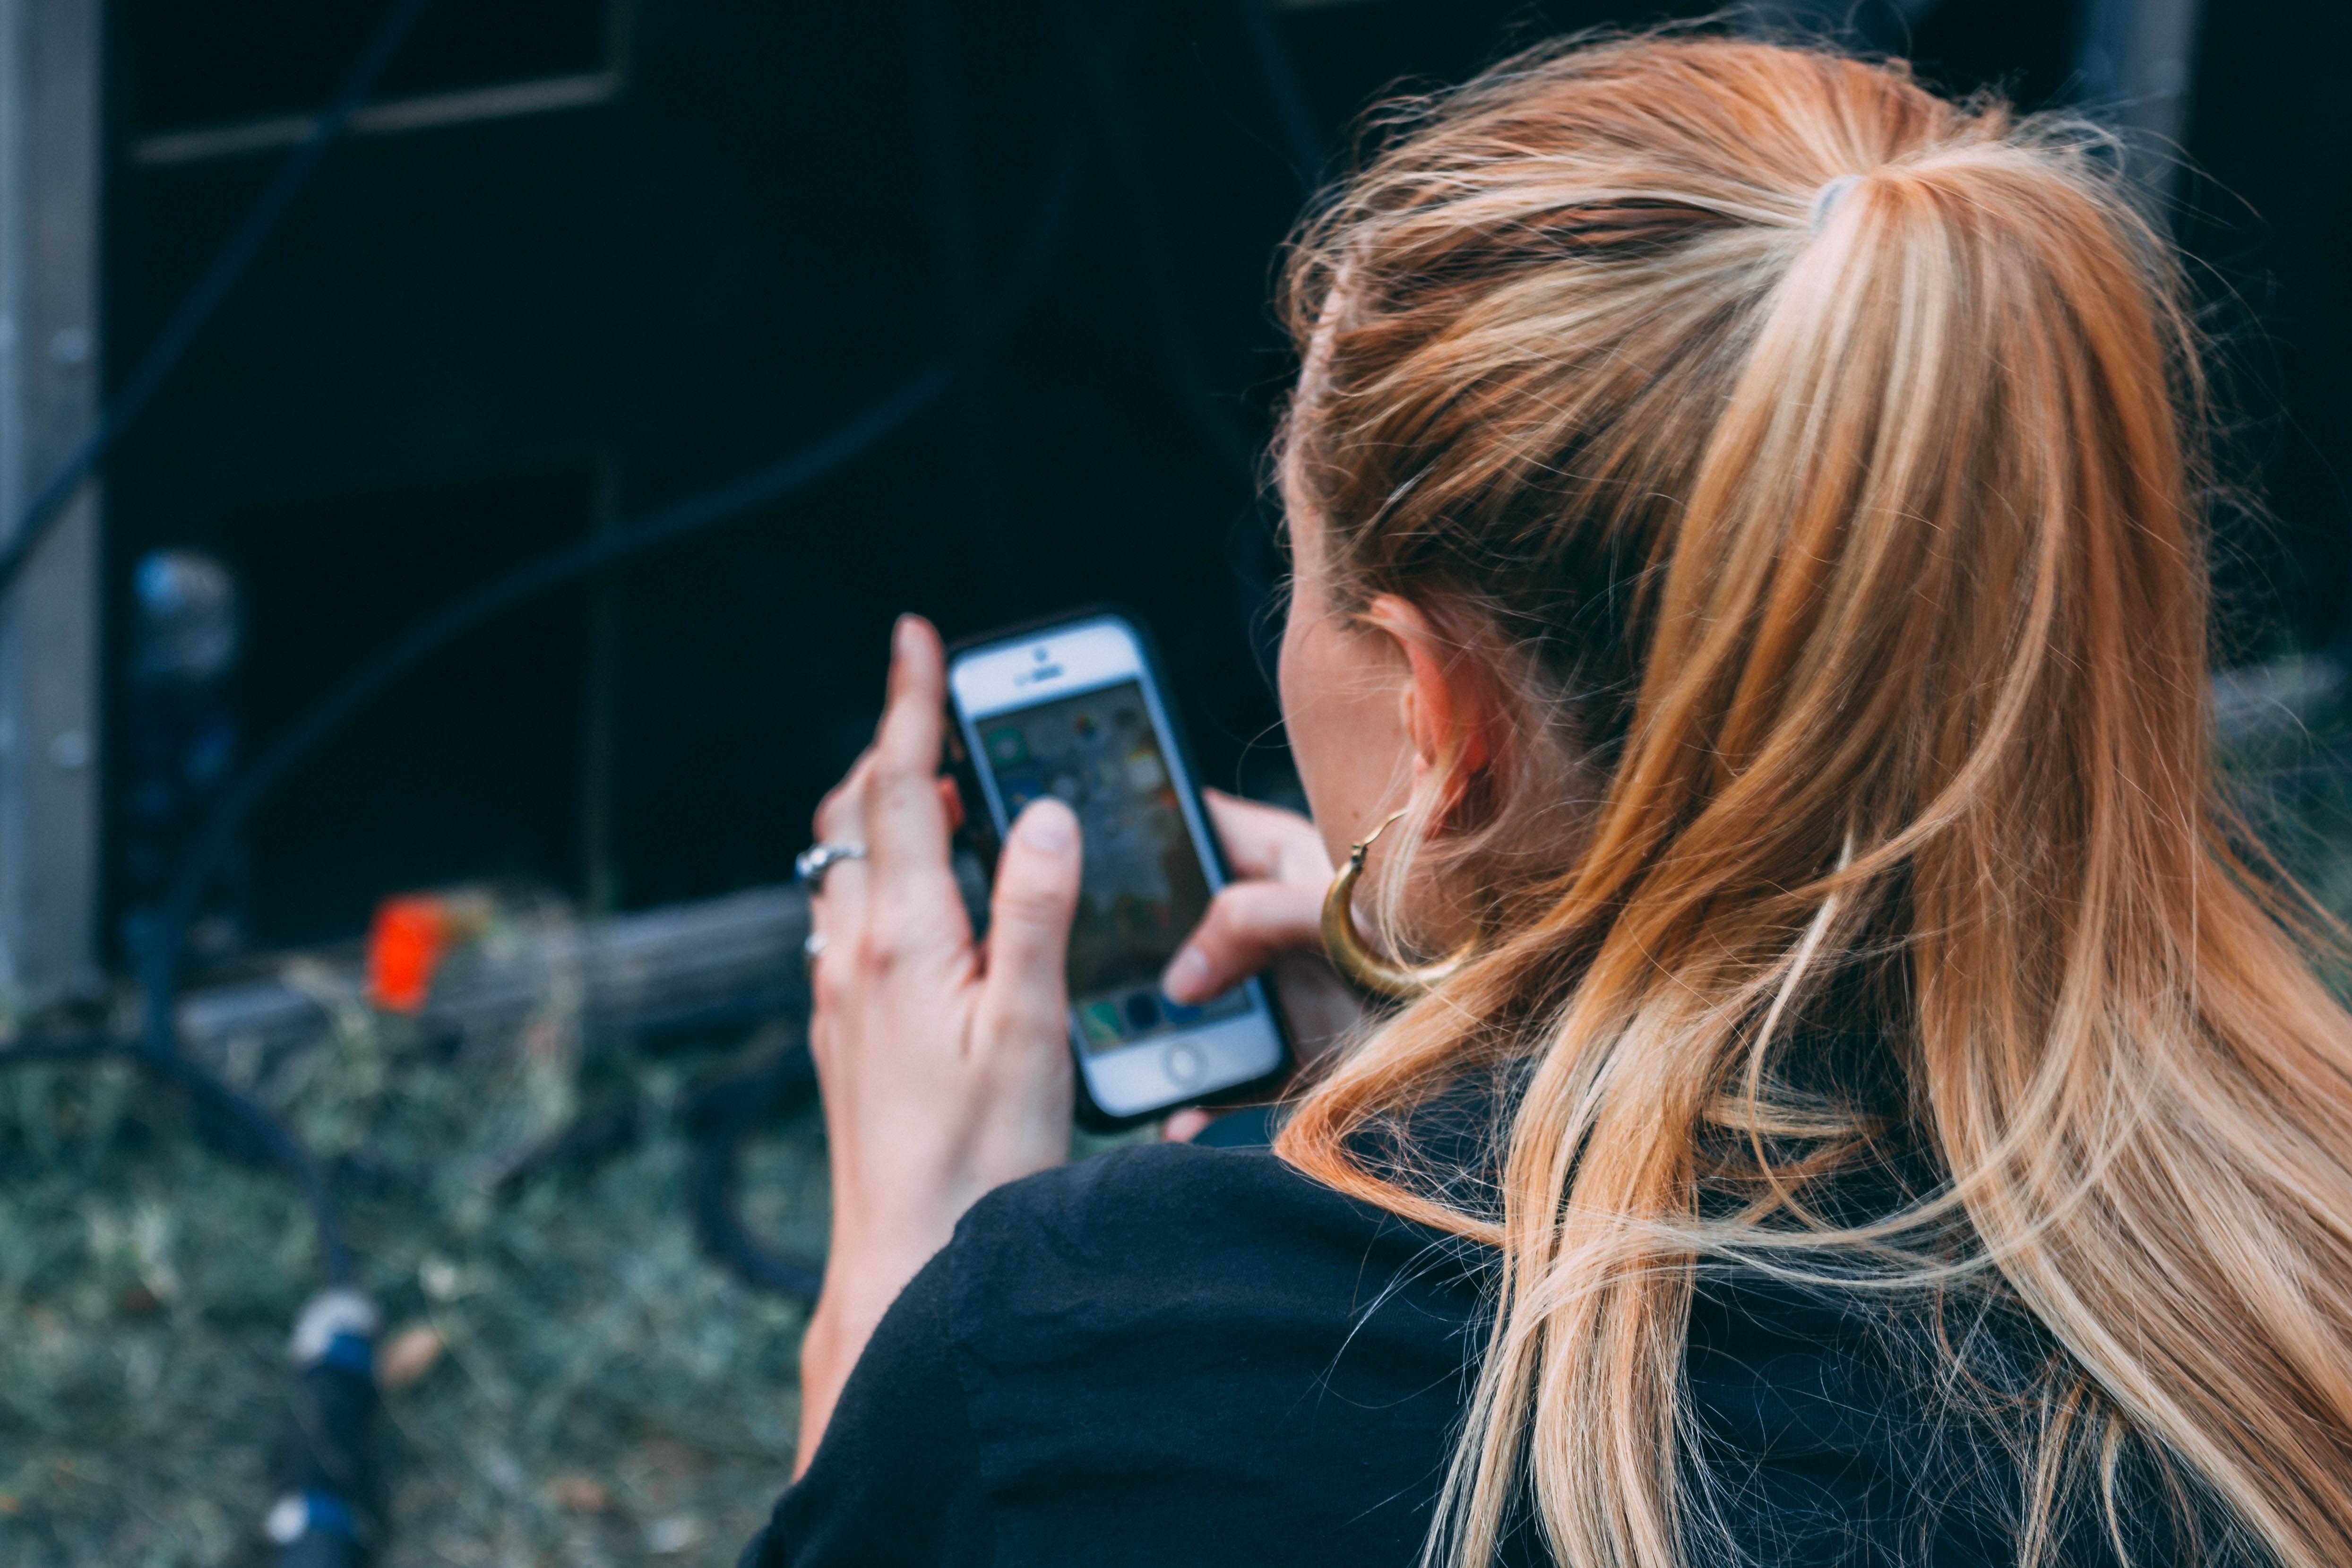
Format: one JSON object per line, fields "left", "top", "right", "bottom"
{"left": 963, "top": 1136, "right": 1429, "bottom": 1247}
{"left": 924, "top": 1141, "right": 1491, "bottom": 1562}
{"left": 943, "top": 1138, "right": 1486, "bottom": 1344}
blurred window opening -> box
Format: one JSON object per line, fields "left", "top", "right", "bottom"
{"left": 123, "top": 0, "right": 624, "bottom": 167}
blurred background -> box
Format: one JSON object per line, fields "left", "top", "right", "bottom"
{"left": 0, "top": 0, "right": 2344, "bottom": 1563}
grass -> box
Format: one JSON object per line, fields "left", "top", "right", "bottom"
{"left": 0, "top": 980, "right": 827, "bottom": 1568}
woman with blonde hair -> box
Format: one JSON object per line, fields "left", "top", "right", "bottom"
{"left": 747, "top": 30, "right": 2352, "bottom": 1568}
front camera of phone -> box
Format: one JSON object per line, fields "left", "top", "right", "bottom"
{"left": 1033, "top": 646, "right": 1050, "bottom": 662}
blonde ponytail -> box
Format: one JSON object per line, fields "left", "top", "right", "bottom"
{"left": 1275, "top": 33, "right": 2352, "bottom": 1568}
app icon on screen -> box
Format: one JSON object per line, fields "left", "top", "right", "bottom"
{"left": 1123, "top": 991, "right": 1163, "bottom": 1033}
{"left": 997, "top": 770, "right": 1045, "bottom": 811}
{"left": 1123, "top": 748, "right": 1166, "bottom": 792}
{"left": 986, "top": 728, "right": 1030, "bottom": 767}
{"left": 1078, "top": 1001, "right": 1123, "bottom": 1047}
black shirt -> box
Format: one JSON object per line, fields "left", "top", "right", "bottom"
{"left": 745, "top": 1136, "right": 2192, "bottom": 1567}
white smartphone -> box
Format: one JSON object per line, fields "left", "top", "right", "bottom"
{"left": 948, "top": 610, "right": 1291, "bottom": 1128}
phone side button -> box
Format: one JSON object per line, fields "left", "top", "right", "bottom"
{"left": 1161, "top": 1041, "right": 1205, "bottom": 1089}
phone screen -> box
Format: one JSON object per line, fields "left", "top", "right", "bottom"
{"left": 976, "top": 680, "right": 1252, "bottom": 1053}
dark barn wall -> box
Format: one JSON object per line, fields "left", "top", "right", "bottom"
{"left": 101, "top": 0, "right": 1731, "bottom": 949}
{"left": 96, "top": 0, "right": 2352, "bottom": 953}
{"left": 2176, "top": 0, "right": 2352, "bottom": 662}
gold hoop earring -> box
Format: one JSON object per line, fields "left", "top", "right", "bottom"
{"left": 1320, "top": 809, "right": 1472, "bottom": 999}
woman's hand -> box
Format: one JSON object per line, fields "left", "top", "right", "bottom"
{"left": 1159, "top": 791, "right": 1362, "bottom": 1142}
{"left": 794, "top": 615, "right": 1082, "bottom": 1473}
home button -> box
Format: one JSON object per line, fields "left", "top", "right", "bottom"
{"left": 1162, "top": 1041, "right": 1205, "bottom": 1088}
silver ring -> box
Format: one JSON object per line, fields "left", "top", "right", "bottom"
{"left": 802, "top": 930, "right": 828, "bottom": 962}
{"left": 795, "top": 841, "right": 867, "bottom": 889}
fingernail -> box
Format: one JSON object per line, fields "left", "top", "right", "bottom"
{"left": 1016, "top": 798, "right": 1076, "bottom": 855}
{"left": 1163, "top": 945, "right": 1211, "bottom": 1003}
{"left": 894, "top": 614, "right": 922, "bottom": 659}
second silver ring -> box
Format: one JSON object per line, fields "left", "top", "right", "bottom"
{"left": 795, "top": 841, "right": 867, "bottom": 891}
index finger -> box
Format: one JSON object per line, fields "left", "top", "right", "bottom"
{"left": 861, "top": 615, "right": 967, "bottom": 939}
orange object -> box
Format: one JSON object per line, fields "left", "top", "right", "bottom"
{"left": 368, "top": 896, "right": 452, "bottom": 1012}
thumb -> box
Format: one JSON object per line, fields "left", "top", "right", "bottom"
{"left": 981, "top": 798, "right": 1082, "bottom": 1032}
{"left": 1161, "top": 879, "right": 1327, "bottom": 1004}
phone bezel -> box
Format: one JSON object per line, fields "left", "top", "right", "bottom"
{"left": 946, "top": 608, "right": 1293, "bottom": 1130}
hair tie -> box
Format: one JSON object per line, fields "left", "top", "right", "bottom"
{"left": 1809, "top": 174, "right": 1861, "bottom": 233}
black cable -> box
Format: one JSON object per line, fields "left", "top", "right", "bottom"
{"left": 0, "top": 1033, "right": 353, "bottom": 1284}
{"left": 0, "top": 14, "right": 434, "bottom": 1553}
{"left": 132, "top": 75, "right": 1097, "bottom": 1067}
{"left": 0, "top": 0, "right": 436, "bottom": 603}
{"left": 685, "top": 1040, "right": 825, "bottom": 1298}
{"left": 130, "top": 370, "right": 956, "bottom": 1063}
{"left": 135, "top": 361, "right": 956, "bottom": 1058}
{"left": 107, "top": 0, "right": 1112, "bottom": 1308}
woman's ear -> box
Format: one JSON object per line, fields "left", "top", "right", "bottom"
{"left": 1364, "top": 594, "right": 1491, "bottom": 810}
